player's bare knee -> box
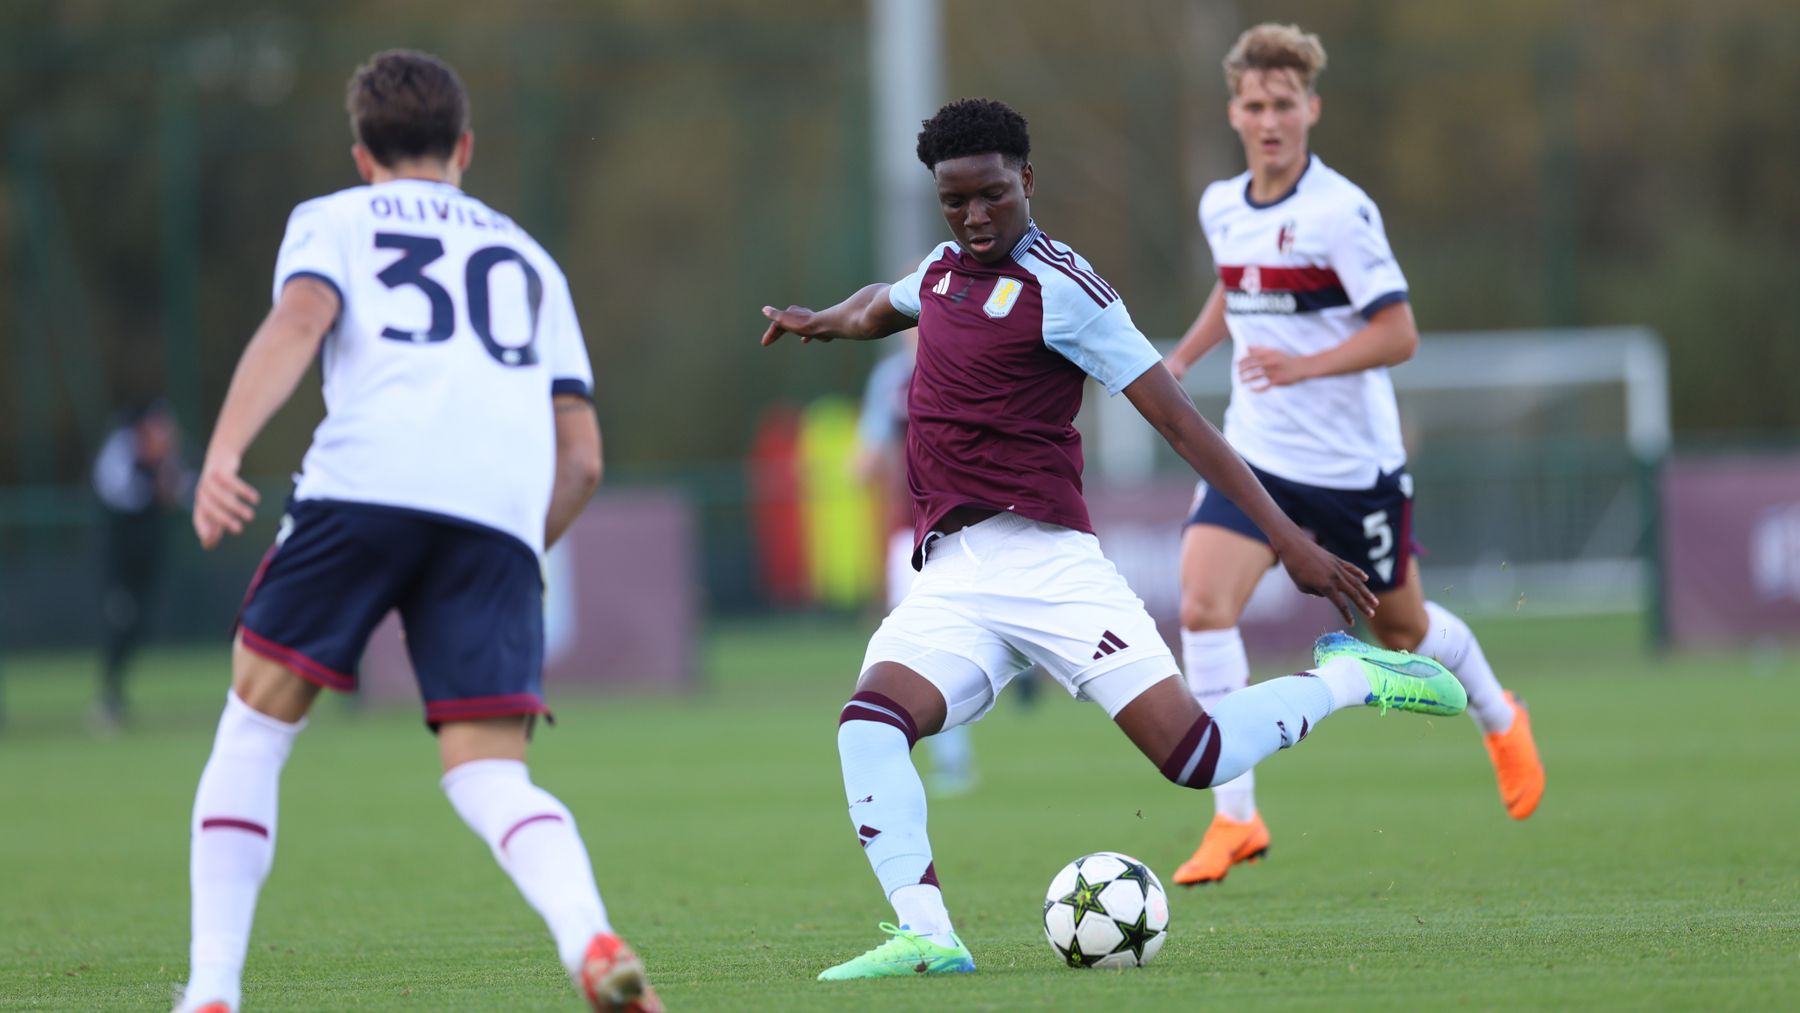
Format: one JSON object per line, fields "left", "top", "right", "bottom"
{"left": 438, "top": 716, "right": 530, "bottom": 773}
{"left": 230, "top": 638, "right": 322, "bottom": 723}
{"left": 1112, "top": 678, "right": 1213, "bottom": 787}
{"left": 846, "top": 662, "right": 948, "bottom": 740}
{"left": 1371, "top": 613, "right": 1428, "bottom": 652}
{"left": 1178, "top": 592, "right": 1240, "bottom": 633}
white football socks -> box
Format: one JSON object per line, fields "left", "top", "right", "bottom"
{"left": 1419, "top": 601, "right": 1514, "bottom": 734}
{"left": 925, "top": 723, "right": 974, "bottom": 791}
{"left": 442, "top": 759, "right": 611, "bottom": 973}
{"left": 1206, "top": 671, "right": 1338, "bottom": 785}
{"left": 1181, "top": 627, "right": 1257, "bottom": 821}
{"left": 837, "top": 719, "right": 952, "bottom": 942}
{"left": 1312, "top": 654, "right": 1376, "bottom": 711}
{"left": 890, "top": 883, "right": 954, "bottom": 942}
{"left": 184, "top": 692, "right": 303, "bottom": 1012}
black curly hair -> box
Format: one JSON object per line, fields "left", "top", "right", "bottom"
{"left": 915, "top": 98, "right": 1031, "bottom": 170}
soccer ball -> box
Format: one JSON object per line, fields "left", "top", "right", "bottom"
{"left": 1042, "top": 851, "right": 1169, "bottom": 968}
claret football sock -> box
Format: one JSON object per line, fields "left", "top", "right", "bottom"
{"left": 185, "top": 691, "right": 304, "bottom": 1011}
{"left": 1419, "top": 601, "right": 1513, "bottom": 734}
{"left": 442, "top": 759, "right": 611, "bottom": 973}
{"left": 1181, "top": 627, "right": 1257, "bottom": 821}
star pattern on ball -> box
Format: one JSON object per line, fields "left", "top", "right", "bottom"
{"left": 1109, "top": 909, "right": 1160, "bottom": 965}
{"left": 1058, "top": 873, "right": 1110, "bottom": 929}
{"left": 1062, "top": 933, "right": 1105, "bottom": 968}
{"left": 1112, "top": 858, "right": 1154, "bottom": 893}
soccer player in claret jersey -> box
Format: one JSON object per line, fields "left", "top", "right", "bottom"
{"left": 761, "top": 97, "right": 1468, "bottom": 981}
{"left": 176, "top": 51, "right": 657, "bottom": 1013}
{"left": 1163, "top": 24, "right": 1547, "bottom": 888}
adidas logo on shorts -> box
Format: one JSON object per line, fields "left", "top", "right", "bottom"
{"left": 1091, "top": 630, "right": 1129, "bottom": 660}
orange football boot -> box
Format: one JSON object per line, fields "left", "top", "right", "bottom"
{"left": 1484, "top": 692, "right": 1545, "bottom": 820}
{"left": 1172, "top": 812, "right": 1270, "bottom": 886}
{"left": 577, "top": 932, "right": 662, "bottom": 1013}
{"left": 187, "top": 1005, "right": 231, "bottom": 1013}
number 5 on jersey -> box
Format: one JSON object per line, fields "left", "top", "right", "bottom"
{"left": 374, "top": 232, "right": 542, "bottom": 367}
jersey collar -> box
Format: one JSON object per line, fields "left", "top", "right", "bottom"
{"left": 1008, "top": 220, "right": 1042, "bottom": 262}
{"left": 1243, "top": 154, "right": 1314, "bottom": 210}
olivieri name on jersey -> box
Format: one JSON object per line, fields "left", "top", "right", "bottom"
{"left": 366, "top": 191, "right": 518, "bottom": 233}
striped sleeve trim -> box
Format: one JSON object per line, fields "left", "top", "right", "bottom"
{"left": 1029, "top": 237, "right": 1118, "bottom": 307}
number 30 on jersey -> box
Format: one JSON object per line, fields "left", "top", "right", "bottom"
{"left": 373, "top": 231, "right": 542, "bottom": 367}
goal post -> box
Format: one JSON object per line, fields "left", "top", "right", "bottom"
{"left": 1086, "top": 327, "right": 1670, "bottom": 622}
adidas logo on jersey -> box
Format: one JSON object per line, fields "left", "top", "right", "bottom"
{"left": 932, "top": 274, "right": 952, "bottom": 295}
{"left": 1091, "top": 630, "right": 1129, "bottom": 660}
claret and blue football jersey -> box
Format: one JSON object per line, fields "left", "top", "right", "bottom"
{"left": 887, "top": 221, "right": 1163, "bottom": 560}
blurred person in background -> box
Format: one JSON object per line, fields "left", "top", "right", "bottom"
{"left": 1162, "top": 23, "right": 1546, "bottom": 887}
{"left": 91, "top": 398, "right": 189, "bottom": 731}
{"left": 176, "top": 50, "right": 656, "bottom": 1013}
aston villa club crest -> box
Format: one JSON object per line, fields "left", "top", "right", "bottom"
{"left": 1277, "top": 219, "right": 1297, "bottom": 254}
{"left": 1240, "top": 264, "right": 1262, "bottom": 295}
{"left": 983, "top": 277, "right": 1024, "bottom": 318}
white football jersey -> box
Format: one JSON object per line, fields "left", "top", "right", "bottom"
{"left": 270, "top": 178, "right": 592, "bottom": 553}
{"left": 1200, "top": 155, "right": 1409, "bottom": 489}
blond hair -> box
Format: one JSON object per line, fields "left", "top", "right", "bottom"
{"left": 1223, "top": 23, "right": 1327, "bottom": 94}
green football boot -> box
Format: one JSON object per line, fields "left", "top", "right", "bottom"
{"left": 817, "top": 923, "right": 976, "bottom": 981}
{"left": 1313, "top": 631, "right": 1468, "bottom": 717}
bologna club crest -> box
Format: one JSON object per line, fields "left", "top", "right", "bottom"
{"left": 1277, "top": 219, "right": 1297, "bottom": 254}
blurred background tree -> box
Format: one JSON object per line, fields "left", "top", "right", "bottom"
{"left": 2, "top": 0, "right": 1796, "bottom": 485}
{"left": 0, "top": 0, "right": 1795, "bottom": 643}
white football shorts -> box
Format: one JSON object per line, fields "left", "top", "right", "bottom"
{"left": 861, "top": 511, "right": 1177, "bottom": 728}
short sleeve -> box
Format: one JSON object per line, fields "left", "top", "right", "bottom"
{"left": 1327, "top": 199, "right": 1409, "bottom": 320}
{"left": 887, "top": 244, "right": 952, "bottom": 319}
{"left": 1044, "top": 300, "right": 1162, "bottom": 397}
{"left": 271, "top": 199, "right": 348, "bottom": 307}
{"left": 543, "top": 270, "right": 594, "bottom": 400}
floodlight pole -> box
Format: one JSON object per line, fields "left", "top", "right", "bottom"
{"left": 870, "top": 0, "right": 942, "bottom": 278}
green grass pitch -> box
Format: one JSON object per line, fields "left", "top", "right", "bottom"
{"left": 2, "top": 612, "right": 1796, "bottom": 1010}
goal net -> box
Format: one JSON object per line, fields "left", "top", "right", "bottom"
{"left": 1086, "top": 327, "right": 1669, "bottom": 619}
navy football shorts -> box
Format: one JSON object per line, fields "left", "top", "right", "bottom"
{"left": 237, "top": 498, "right": 547, "bottom": 729}
{"left": 1185, "top": 464, "right": 1418, "bottom": 593}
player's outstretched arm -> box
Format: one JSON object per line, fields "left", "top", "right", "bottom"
{"left": 760, "top": 283, "right": 914, "bottom": 346}
{"left": 1162, "top": 282, "right": 1229, "bottom": 380}
{"left": 192, "top": 276, "right": 338, "bottom": 550}
{"left": 545, "top": 394, "right": 602, "bottom": 549}
{"left": 1122, "top": 364, "right": 1377, "bottom": 624}
{"left": 1239, "top": 301, "right": 1418, "bottom": 390}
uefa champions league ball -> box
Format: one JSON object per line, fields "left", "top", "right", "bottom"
{"left": 1042, "top": 851, "right": 1169, "bottom": 968}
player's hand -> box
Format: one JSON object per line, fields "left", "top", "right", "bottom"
{"left": 1238, "top": 346, "right": 1315, "bottom": 391}
{"left": 192, "top": 451, "right": 259, "bottom": 550}
{"left": 1272, "top": 535, "right": 1377, "bottom": 626}
{"left": 760, "top": 305, "right": 835, "bottom": 346}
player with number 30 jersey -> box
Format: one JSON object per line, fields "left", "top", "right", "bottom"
{"left": 179, "top": 49, "right": 657, "bottom": 1013}
{"left": 273, "top": 177, "right": 590, "bottom": 554}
